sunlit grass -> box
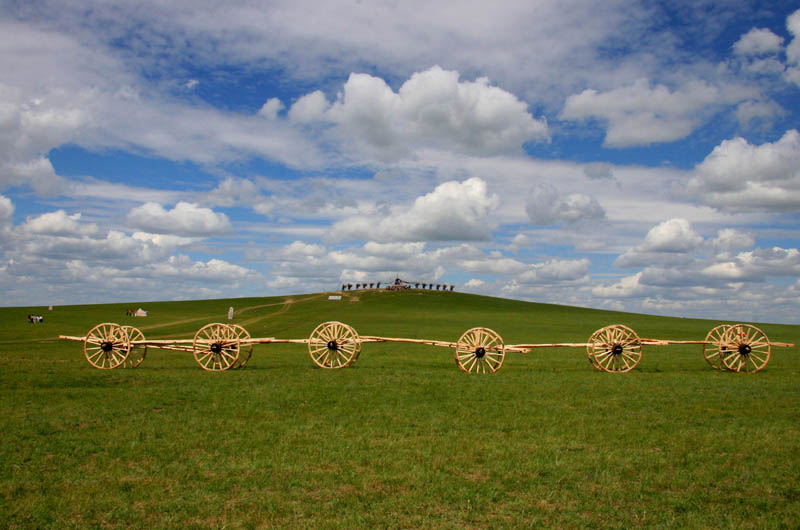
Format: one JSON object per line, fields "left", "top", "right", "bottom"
{"left": 1, "top": 290, "right": 798, "bottom": 527}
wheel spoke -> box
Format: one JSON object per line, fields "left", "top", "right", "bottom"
{"left": 723, "top": 351, "right": 739, "bottom": 363}
{"left": 621, "top": 352, "right": 638, "bottom": 365}
{"left": 598, "top": 353, "right": 614, "bottom": 370}
{"left": 595, "top": 350, "right": 612, "bottom": 361}
{"left": 620, "top": 355, "right": 634, "bottom": 371}
{"left": 464, "top": 356, "right": 478, "bottom": 372}
{"left": 602, "top": 355, "right": 615, "bottom": 371}
{"left": 746, "top": 356, "right": 759, "bottom": 372}
{"left": 749, "top": 352, "right": 767, "bottom": 365}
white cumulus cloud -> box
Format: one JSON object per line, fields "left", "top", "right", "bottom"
{"left": 517, "top": 258, "right": 590, "bottom": 284}
{"left": 22, "top": 210, "right": 98, "bottom": 236}
{"left": 323, "top": 66, "right": 548, "bottom": 160}
{"left": 526, "top": 184, "right": 605, "bottom": 225}
{"left": 280, "top": 241, "right": 327, "bottom": 259}
{"left": 591, "top": 272, "right": 646, "bottom": 299}
{"left": 733, "top": 28, "right": 784, "bottom": 55}
{"left": 0, "top": 194, "right": 14, "bottom": 230}
{"left": 258, "top": 97, "right": 284, "bottom": 120}
{"left": 1, "top": 156, "right": 69, "bottom": 197}
{"left": 785, "top": 9, "right": 800, "bottom": 85}
{"left": 331, "top": 177, "right": 500, "bottom": 242}
{"left": 735, "top": 100, "right": 785, "bottom": 127}
{"left": 711, "top": 229, "right": 755, "bottom": 252}
{"left": 690, "top": 129, "right": 800, "bottom": 212}
{"left": 151, "top": 255, "right": 255, "bottom": 281}
{"left": 288, "top": 90, "right": 329, "bottom": 123}
{"left": 642, "top": 218, "right": 703, "bottom": 252}
{"left": 561, "top": 79, "right": 754, "bottom": 147}
{"left": 786, "top": 10, "right": 800, "bottom": 63}
{"left": 362, "top": 241, "right": 426, "bottom": 259}
{"left": 615, "top": 218, "right": 703, "bottom": 267}
{"left": 127, "top": 201, "right": 232, "bottom": 236}
{"left": 703, "top": 247, "right": 800, "bottom": 281}
{"left": 460, "top": 256, "right": 528, "bottom": 275}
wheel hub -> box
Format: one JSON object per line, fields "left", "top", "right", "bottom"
{"left": 738, "top": 344, "right": 751, "bottom": 356}
{"left": 101, "top": 341, "right": 114, "bottom": 352}
{"left": 475, "top": 346, "right": 486, "bottom": 358}
{"left": 210, "top": 343, "right": 223, "bottom": 354}
{"left": 327, "top": 340, "right": 338, "bottom": 350}
{"left": 611, "top": 344, "right": 624, "bottom": 355}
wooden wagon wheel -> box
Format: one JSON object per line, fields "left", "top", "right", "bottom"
{"left": 307, "top": 321, "right": 360, "bottom": 369}
{"left": 586, "top": 337, "right": 603, "bottom": 372}
{"left": 193, "top": 323, "right": 240, "bottom": 371}
{"left": 84, "top": 322, "right": 130, "bottom": 370}
{"left": 455, "top": 327, "right": 505, "bottom": 374}
{"left": 121, "top": 326, "right": 147, "bottom": 368}
{"left": 702, "top": 324, "right": 731, "bottom": 371}
{"left": 350, "top": 338, "right": 363, "bottom": 364}
{"left": 720, "top": 324, "right": 771, "bottom": 373}
{"left": 229, "top": 324, "right": 253, "bottom": 369}
{"left": 587, "top": 324, "right": 642, "bottom": 373}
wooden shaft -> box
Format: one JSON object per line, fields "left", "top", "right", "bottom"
{"left": 362, "top": 336, "right": 528, "bottom": 353}
{"left": 643, "top": 339, "right": 707, "bottom": 346}
{"left": 510, "top": 342, "right": 591, "bottom": 349}
{"left": 361, "top": 335, "right": 459, "bottom": 348}
{"left": 135, "top": 339, "right": 196, "bottom": 345}
{"left": 250, "top": 338, "right": 308, "bottom": 344}
{"left": 154, "top": 345, "right": 195, "bottom": 353}
{"left": 58, "top": 334, "right": 795, "bottom": 350}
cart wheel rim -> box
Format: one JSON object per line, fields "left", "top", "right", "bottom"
{"left": 228, "top": 324, "right": 253, "bottom": 369}
{"left": 455, "top": 327, "right": 505, "bottom": 374}
{"left": 720, "top": 324, "right": 771, "bottom": 373}
{"left": 587, "top": 324, "right": 642, "bottom": 373}
{"left": 84, "top": 323, "right": 130, "bottom": 370}
{"left": 703, "top": 324, "right": 730, "bottom": 371}
{"left": 308, "top": 321, "right": 360, "bottom": 369}
{"left": 193, "top": 323, "right": 239, "bottom": 371}
{"left": 121, "top": 326, "right": 147, "bottom": 368}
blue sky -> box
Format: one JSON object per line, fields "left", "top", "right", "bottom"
{"left": 1, "top": 1, "right": 799, "bottom": 324}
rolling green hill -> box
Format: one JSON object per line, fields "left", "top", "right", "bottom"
{"left": 6, "top": 288, "right": 799, "bottom": 347}
{"left": 1, "top": 290, "right": 799, "bottom": 528}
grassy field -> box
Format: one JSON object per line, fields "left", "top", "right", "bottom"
{"left": 1, "top": 290, "right": 799, "bottom": 528}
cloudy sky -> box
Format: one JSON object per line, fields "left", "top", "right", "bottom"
{"left": 1, "top": 1, "right": 799, "bottom": 324}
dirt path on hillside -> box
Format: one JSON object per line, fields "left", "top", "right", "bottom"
{"left": 12, "top": 292, "right": 338, "bottom": 344}
{"left": 235, "top": 297, "right": 296, "bottom": 328}
{"left": 137, "top": 294, "right": 326, "bottom": 333}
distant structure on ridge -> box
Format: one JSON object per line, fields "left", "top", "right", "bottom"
{"left": 341, "top": 277, "right": 455, "bottom": 292}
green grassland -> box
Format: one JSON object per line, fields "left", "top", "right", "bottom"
{"left": 1, "top": 290, "right": 799, "bottom": 528}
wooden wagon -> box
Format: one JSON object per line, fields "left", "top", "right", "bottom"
{"left": 60, "top": 321, "right": 793, "bottom": 374}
